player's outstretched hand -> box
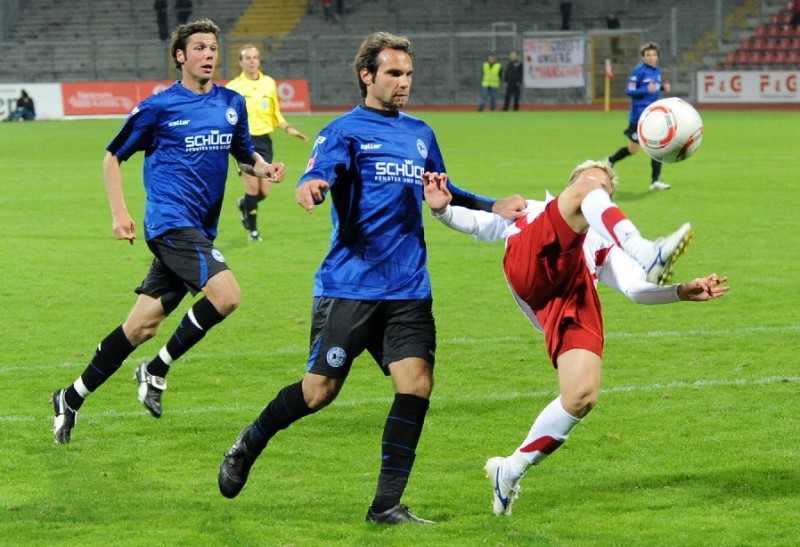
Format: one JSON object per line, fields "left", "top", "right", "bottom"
{"left": 296, "top": 179, "right": 330, "bottom": 213}
{"left": 422, "top": 171, "right": 451, "bottom": 214}
{"left": 492, "top": 194, "right": 526, "bottom": 220}
{"left": 677, "top": 274, "right": 730, "bottom": 302}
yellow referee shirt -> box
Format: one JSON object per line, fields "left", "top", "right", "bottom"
{"left": 226, "top": 71, "right": 286, "bottom": 137}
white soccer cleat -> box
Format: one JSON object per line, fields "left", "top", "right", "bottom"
{"left": 642, "top": 222, "right": 693, "bottom": 285}
{"left": 485, "top": 456, "right": 521, "bottom": 516}
{"left": 649, "top": 180, "right": 671, "bottom": 191}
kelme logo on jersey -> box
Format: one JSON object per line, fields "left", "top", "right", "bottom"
{"left": 326, "top": 347, "right": 346, "bottom": 368}
{"left": 184, "top": 130, "right": 233, "bottom": 152}
{"left": 416, "top": 139, "right": 428, "bottom": 159}
{"left": 225, "top": 107, "right": 238, "bottom": 125}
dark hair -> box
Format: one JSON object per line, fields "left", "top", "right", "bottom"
{"left": 640, "top": 41, "right": 660, "bottom": 57}
{"left": 170, "top": 18, "right": 220, "bottom": 70}
{"left": 353, "top": 31, "right": 414, "bottom": 98}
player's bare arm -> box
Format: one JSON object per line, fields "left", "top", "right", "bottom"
{"left": 296, "top": 178, "right": 330, "bottom": 213}
{"left": 677, "top": 274, "right": 730, "bottom": 301}
{"left": 102, "top": 151, "right": 136, "bottom": 245}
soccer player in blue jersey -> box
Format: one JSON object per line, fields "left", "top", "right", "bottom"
{"left": 606, "top": 42, "right": 672, "bottom": 191}
{"left": 217, "top": 31, "right": 525, "bottom": 524}
{"left": 51, "top": 19, "right": 284, "bottom": 444}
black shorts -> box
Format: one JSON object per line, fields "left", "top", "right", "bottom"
{"left": 252, "top": 133, "right": 274, "bottom": 163}
{"left": 305, "top": 298, "right": 436, "bottom": 379}
{"left": 136, "top": 228, "right": 230, "bottom": 313}
{"left": 623, "top": 122, "right": 639, "bottom": 143}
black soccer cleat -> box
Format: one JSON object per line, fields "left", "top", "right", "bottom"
{"left": 365, "top": 504, "right": 435, "bottom": 525}
{"left": 218, "top": 426, "right": 259, "bottom": 499}
{"left": 52, "top": 389, "right": 77, "bottom": 444}
{"left": 134, "top": 364, "right": 166, "bottom": 418}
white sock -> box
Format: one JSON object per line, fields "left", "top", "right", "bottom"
{"left": 72, "top": 377, "right": 90, "bottom": 399}
{"left": 581, "top": 188, "right": 647, "bottom": 258}
{"left": 506, "top": 396, "right": 581, "bottom": 480}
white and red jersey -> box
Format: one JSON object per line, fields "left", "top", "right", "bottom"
{"left": 432, "top": 194, "right": 681, "bottom": 333}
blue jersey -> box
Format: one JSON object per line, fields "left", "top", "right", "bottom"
{"left": 107, "top": 81, "right": 255, "bottom": 241}
{"left": 625, "top": 62, "right": 664, "bottom": 123}
{"left": 299, "top": 105, "right": 495, "bottom": 300}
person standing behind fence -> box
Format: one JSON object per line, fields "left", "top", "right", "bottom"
{"left": 226, "top": 44, "right": 309, "bottom": 242}
{"left": 478, "top": 53, "right": 502, "bottom": 112}
{"left": 175, "top": 0, "right": 193, "bottom": 25}
{"left": 502, "top": 51, "right": 523, "bottom": 111}
{"left": 153, "top": 0, "right": 169, "bottom": 41}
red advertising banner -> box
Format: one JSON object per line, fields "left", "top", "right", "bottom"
{"left": 61, "top": 81, "right": 173, "bottom": 116}
{"left": 61, "top": 79, "right": 311, "bottom": 116}
{"left": 275, "top": 79, "right": 311, "bottom": 113}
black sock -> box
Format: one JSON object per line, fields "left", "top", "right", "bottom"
{"left": 608, "top": 147, "right": 631, "bottom": 165}
{"left": 66, "top": 325, "right": 135, "bottom": 410}
{"left": 371, "top": 394, "right": 430, "bottom": 513}
{"left": 651, "top": 158, "right": 663, "bottom": 182}
{"left": 244, "top": 194, "right": 259, "bottom": 233}
{"left": 246, "top": 381, "right": 316, "bottom": 454}
{"left": 147, "top": 297, "right": 225, "bottom": 377}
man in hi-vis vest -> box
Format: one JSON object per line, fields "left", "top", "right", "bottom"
{"left": 478, "top": 53, "right": 502, "bottom": 112}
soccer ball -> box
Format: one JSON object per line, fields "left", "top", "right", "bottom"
{"left": 637, "top": 97, "right": 703, "bottom": 163}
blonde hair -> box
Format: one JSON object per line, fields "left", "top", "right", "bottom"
{"left": 568, "top": 159, "right": 619, "bottom": 195}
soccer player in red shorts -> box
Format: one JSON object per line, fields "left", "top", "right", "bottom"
{"left": 423, "top": 160, "right": 729, "bottom": 516}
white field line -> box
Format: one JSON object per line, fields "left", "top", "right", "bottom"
{"left": 3, "top": 375, "right": 798, "bottom": 424}
{"left": 3, "top": 324, "right": 796, "bottom": 423}
{"left": 2, "top": 324, "right": 798, "bottom": 374}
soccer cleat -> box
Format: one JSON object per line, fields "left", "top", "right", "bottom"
{"left": 236, "top": 197, "right": 249, "bottom": 230}
{"left": 365, "top": 504, "right": 435, "bottom": 525}
{"left": 485, "top": 456, "right": 521, "bottom": 516}
{"left": 134, "top": 364, "right": 167, "bottom": 418}
{"left": 642, "top": 222, "right": 693, "bottom": 286}
{"left": 218, "top": 426, "right": 259, "bottom": 499}
{"left": 52, "top": 389, "right": 77, "bottom": 444}
{"left": 248, "top": 231, "right": 263, "bottom": 242}
{"left": 649, "top": 180, "right": 671, "bottom": 191}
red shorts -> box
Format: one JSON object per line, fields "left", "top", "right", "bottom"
{"left": 503, "top": 198, "right": 604, "bottom": 366}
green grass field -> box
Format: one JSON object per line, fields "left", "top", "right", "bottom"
{"left": 1, "top": 109, "right": 798, "bottom": 546}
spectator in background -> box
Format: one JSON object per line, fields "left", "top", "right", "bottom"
{"left": 560, "top": 2, "right": 573, "bottom": 30}
{"left": 154, "top": 0, "right": 169, "bottom": 41}
{"left": 478, "top": 53, "right": 502, "bottom": 112}
{"left": 175, "top": 0, "right": 193, "bottom": 25}
{"left": 322, "top": 0, "right": 337, "bottom": 23}
{"left": 502, "top": 51, "right": 523, "bottom": 111}
{"left": 606, "top": 12, "right": 623, "bottom": 58}
{"left": 790, "top": 0, "right": 800, "bottom": 30}
{"left": 5, "top": 89, "right": 35, "bottom": 121}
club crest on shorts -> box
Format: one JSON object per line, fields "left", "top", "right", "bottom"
{"left": 212, "top": 249, "right": 226, "bottom": 263}
{"left": 326, "top": 347, "right": 346, "bottom": 368}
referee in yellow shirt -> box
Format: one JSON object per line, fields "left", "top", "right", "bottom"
{"left": 227, "top": 44, "right": 309, "bottom": 241}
